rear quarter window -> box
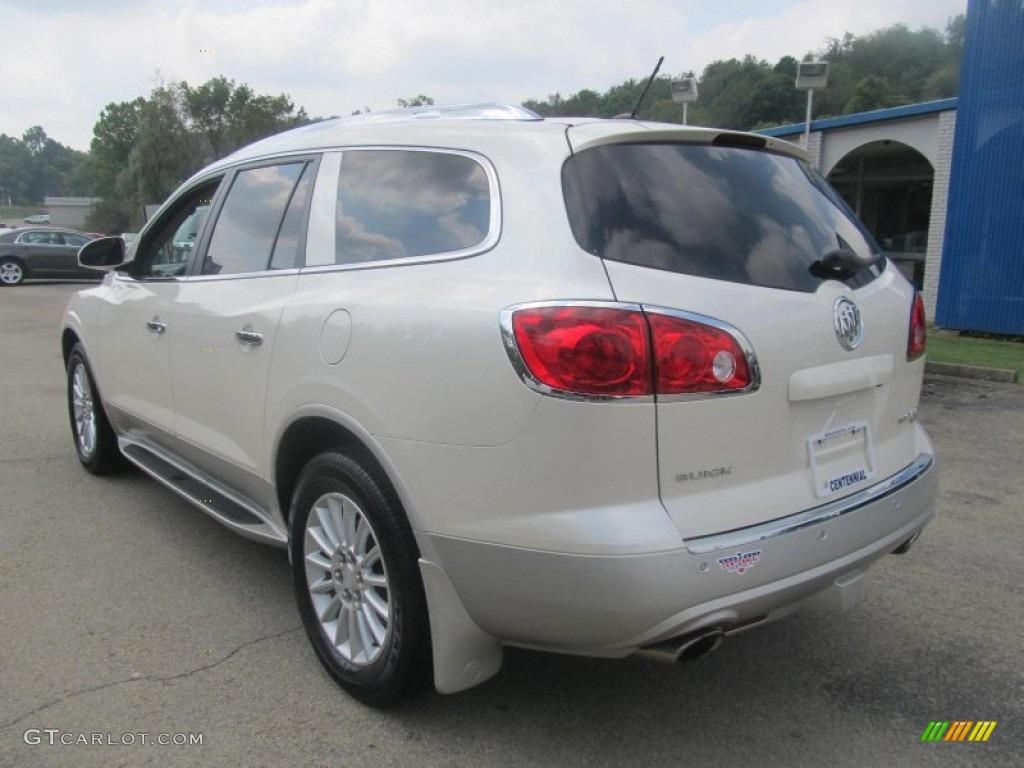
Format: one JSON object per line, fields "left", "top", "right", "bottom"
{"left": 334, "top": 150, "right": 491, "bottom": 265}
{"left": 562, "top": 143, "right": 884, "bottom": 292}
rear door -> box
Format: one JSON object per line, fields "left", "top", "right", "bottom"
{"left": 563, "top": 132, "right": 926, "bottom": 538}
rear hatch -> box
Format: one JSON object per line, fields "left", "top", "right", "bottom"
{"left": 563, "top": 126, "right": 925, "bottom": 539}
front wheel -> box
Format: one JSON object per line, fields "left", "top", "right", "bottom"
{"left": 0, "top": 257, "right": 25, "bottom": 285}
{"left": 289, "top": 452, "right": 431, "bottom": 705}
{"left": 66, "top": 344, "right": 124, "bottom": 474}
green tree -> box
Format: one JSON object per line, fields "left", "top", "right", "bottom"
{"left": 181, "top": 77, "right": 308, "bottom": 164}
{"left": 397, "top": 95, "right": 435, "bottom": 108}
{"left": 87, "top": 76, "right": 308, "bottom": 231}
{"left": 89, "top": 98, "right": 146, "bottom": 199}
{"left": 845, "top": 75, "right": 904, "bottom": 112}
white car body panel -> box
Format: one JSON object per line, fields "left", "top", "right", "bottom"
{"left": 61, "top": 106, "right": 936, "bottom": 696}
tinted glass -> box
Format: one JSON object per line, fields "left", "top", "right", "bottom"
{"left": 65, "top": 233, "right": 90, "bottom": 247}
{"left": 133, "top": 180, "right": 221, "bottom": 278}
{"left": 270, "top": 163, "right": 313, "bottom": 270}
{"left": 204, "top": 163, "right": 305, "bottom": 275}
{"left": 562, "top": 143, "right": 884, "bottom": 292}
{"left": 335, "top": 150, "right": 490, "bottom": 264}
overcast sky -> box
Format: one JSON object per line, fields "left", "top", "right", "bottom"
{"left": 3, "top": 0, "right": 966, "bottom": 151}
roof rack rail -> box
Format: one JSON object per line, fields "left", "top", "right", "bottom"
{"left": 337, "top": 103, "right": 543, "bottom": 125}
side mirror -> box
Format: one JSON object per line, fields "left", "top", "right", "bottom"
{"left": 78, "top": 236, "right": 128, "bottom": 270}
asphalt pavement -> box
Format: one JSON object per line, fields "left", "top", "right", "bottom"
{"left": 1, "top": 283, "right": 1022, "bottom": 767}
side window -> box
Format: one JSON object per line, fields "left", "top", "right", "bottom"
{"left": 335, "top": 150, "right": 490, "bottom": 265}
{"left": 202, "top": 162, "right": 307, "bottom": 276}
{"left": 65, "top": 233, "right": 90, "bottom": 247}
{"left": 270, "top": 163, "right": 314, "bottom": 270}
{"left": 134, "top": 180, "right": 222, "bottom": 278}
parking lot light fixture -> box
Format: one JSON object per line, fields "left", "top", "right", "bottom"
{"left": 795, "top": 61, "right": 829, "bottom": 150}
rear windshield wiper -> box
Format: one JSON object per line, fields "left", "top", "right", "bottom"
{"left": 810, "top": 238, "right": 877, "bottom": 281}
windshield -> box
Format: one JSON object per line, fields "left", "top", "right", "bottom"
{"left": 562, "top": 143, "right": 885, "bottom": 293}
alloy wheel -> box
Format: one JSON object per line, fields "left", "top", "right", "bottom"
{"left": 71, "top": 363, "right": 97, "bottom": 458}
{"left": 303, "top": 492, "right": 392, "bottom": 666}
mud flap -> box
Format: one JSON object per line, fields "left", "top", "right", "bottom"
{"left": 419, "top": 559, "right": 504, "bottom": 693}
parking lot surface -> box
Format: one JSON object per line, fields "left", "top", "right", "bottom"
{"left": 1, "top": 284, "right": 1022, "bottom": 767}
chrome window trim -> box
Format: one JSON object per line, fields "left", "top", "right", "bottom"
{"left": 499, "top": 300, "right": 655, "bottom": 404}
{"left": 302, "top": 146, "right": 502, "bottom": 272}
{"left": 112, "top": 267, "right": 303, "bottom": 285}
{"left": 684, "top": 454, "right": 934, "bottom": 555}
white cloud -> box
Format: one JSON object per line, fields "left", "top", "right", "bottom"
{"left": 0, "top": 0, "right": 966, "bottom": 151}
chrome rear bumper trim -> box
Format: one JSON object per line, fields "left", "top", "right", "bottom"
{"left": 684, "top": 454, "right": 934, "bottom": 555}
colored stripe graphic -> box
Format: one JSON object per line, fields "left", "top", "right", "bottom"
{"left": 945, "top": 721, "right": 972, "bottom": 741}
{"left": 921, "top": 720, "right": 997, "bottom": 742}
{"left": 969, "top": 722, "right": 997, "bottom": 742}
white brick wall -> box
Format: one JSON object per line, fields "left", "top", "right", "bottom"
{"left": 924, "top": 110, "right": 957, "bottom": 321}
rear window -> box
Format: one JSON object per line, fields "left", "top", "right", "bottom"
{"left": 562, "top": 143, "right": 884, "bottom": 292}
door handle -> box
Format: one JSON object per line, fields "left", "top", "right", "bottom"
{"left": 235, "top": 327, "right": 263, "bottom": 346}
{"left": 146, "top": 318, "right": 167, "bottom": 335}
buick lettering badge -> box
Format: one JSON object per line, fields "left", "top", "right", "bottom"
{"left": 833, "top": 297, "right": 863, "bottom": 351}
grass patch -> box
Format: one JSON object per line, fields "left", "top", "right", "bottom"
{"left": 927, "top": 327, "right": 1024, "bottom": 378}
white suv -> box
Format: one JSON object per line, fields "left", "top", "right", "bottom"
{"left": 63, "top": 104, "right": 935, "bottom": 704}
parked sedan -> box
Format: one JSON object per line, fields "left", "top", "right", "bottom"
{"left": 0, "top": 228, "right": 100, "bottom": 285}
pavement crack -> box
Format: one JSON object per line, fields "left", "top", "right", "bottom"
{"left": 1, "top": 454, "right": 74, "bottom": 464}
{"left": 0, "top": 625, "right": 302, "bottom": 731}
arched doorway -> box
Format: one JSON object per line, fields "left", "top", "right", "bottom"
{"left": 827, "top": 140, "right": 934, "bottom": 288}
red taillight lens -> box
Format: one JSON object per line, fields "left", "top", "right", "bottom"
{"left": 908, "top": 293, "right": 927, "bottom": 360}
{"left": 648, "top": 313, "right": 752, "bottom": 394}
{"left": 511, "top": 306, "right": 652, "bottom": 396}
{"left": 508, "top": 304, "right": 758, "bottom": 399}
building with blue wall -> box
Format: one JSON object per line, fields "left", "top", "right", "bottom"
{"left": 936, "top": 0, "right": 1024, "bottom": 334}
{"left": 760, "top": 0, "right": 1023, "bottom": 334}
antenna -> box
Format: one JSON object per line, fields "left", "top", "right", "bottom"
{"left": 628, "top": 56, "right": 664, "bottom": 119}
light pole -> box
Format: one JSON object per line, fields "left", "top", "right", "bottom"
{"left": 671, "top": 78, "right": 699, "bottom": 126}
{"left": 795, "top": 61, "right": 829, "bottom": 151}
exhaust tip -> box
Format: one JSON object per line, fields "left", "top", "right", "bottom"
{"left": 892, "top": 531, "right": 921, "bottom": 555}
{"left": 676, "top": 630, "right": 725, "bottom": 663}
{"left": 636, "top": 627, "right": 725, "bottom": 665}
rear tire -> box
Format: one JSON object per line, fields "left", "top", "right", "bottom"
{"left": 0, "top": 257, "right": 25, "bottom": 286}
{"left": 289, "top": 451, "right": 431, "bottom": 706}
{"left": 67, "top": 344, "right": 124, "bottom": 474}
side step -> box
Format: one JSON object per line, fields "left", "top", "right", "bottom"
{"left": 120, "top": 438, "right": 288, "bottom": 547}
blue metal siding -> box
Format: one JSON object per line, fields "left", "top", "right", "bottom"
{"left": 936, "top": 0, "right": 1024, "bottom": 333}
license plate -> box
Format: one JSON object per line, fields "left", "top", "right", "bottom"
{"left": 807, "top": 421, "right": 875, "bottom": 498}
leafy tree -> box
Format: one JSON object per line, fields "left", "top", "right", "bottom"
{"left": 0, "top": 128, "right": 91, "bottom": 205}
{"left": 179, "top": 76, "right": 307, "bottom": 163}
{"left": 845, "top": 75, "right": 905, "bottom": 113}
{"left": 89, "top": 98, "right": 146, "bottom": 199}
{"left": 397, "top": 95, "right": 435, "bottom": 108}
{"left": 523, "top": 17, "right": 964, "bottom": 131}
{"left": 86, "top": 76, "right": 307, "bottom": 231}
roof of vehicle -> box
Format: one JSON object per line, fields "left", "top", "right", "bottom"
{"left": 208, "top": 103, "right": 806, "bottom": 173}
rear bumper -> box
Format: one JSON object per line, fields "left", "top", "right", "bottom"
{"left": 426, "top": 454, "right": 936, "bottom": 654}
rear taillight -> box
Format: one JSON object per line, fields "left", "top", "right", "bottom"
{"left": 648, "top": 313, "right": 753, "bottom": 394}
{"left": 503, "top": 303, "right": 757, "bottom": 399}
{"left": 509, "top": 306, "right": 651, "bottom": 396}
{"left": 908, "top": 293, "right": 927, "bottom": 360}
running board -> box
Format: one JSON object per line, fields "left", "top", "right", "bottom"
{"left": 119, "top": 437, "right": 288, "bottom": 547}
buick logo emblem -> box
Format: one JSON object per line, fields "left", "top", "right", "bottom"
{"left": 833, "top": 297, "right": 863, "bottom": 350}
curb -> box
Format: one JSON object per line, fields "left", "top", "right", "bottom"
{"left": 925, "top": 361, "right": 1019, "bottom": 383}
